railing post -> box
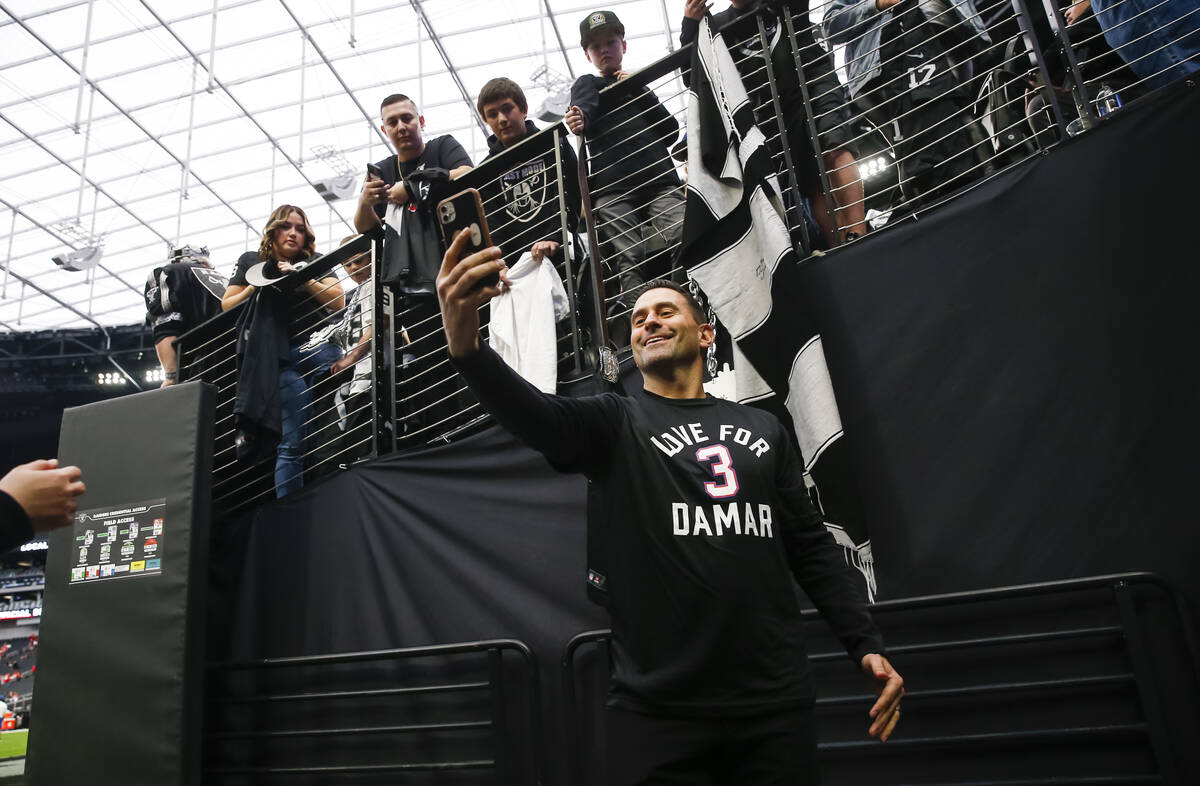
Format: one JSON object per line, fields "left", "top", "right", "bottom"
{"left": 488, "top": 647, "right": 510, "bottom": 783}
{"left": 576, "top": 136, "right": 619, "bottom": 384}
{"left": 1112, "top": 581, "right": 1181, "bottom": 785}
{"left": 777, "top": 9, "right": 832, "bottom": 249}
{"left": 1040, "top": 0, "right": 1099, "bottom": 129}
{"left": 552, "top": 127, "right": 585, "bottom": 376}
{"left": 369, "top": 236, "right": 396, "bottom": 456}
{"left": 1009, "top": 0, "right": 1074, "bottom": 137}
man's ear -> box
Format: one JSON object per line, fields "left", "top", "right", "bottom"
{"left": 621, "top": 39, "right": 628, "bottom": 54}
{"left": 698, "top": 322, "right": 715, "bottom": 350}
{"left": 418, "top": 115, "right": 426, "bottom": 129}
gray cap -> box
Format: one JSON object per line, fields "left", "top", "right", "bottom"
{"left": 579, "top": 10, "right": 624, "bottom": 48}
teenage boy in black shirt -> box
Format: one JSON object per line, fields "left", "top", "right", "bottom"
{"left": 477, "top": 77, "right": 582, "bottom": 264}
{"left": 437, "top": 231, "right": 904, "bottom": 784}
{"left": 566, "top": 10, "right": 686, "bottom": 302}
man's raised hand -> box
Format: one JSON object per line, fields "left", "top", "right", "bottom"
{"left": 436, "top": 229, "right": 507, "bottom": 358}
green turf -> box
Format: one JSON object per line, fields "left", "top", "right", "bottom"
{"left": 0, "top": 729, "right": 27, "bottom": 760}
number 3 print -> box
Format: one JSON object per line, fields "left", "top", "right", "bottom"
{"left": 696, "top": 445, "right": 739, "bottom": 498}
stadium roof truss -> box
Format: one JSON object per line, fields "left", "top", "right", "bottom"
{"left": 0, "top": 0, "right": 690, "bottom": 331}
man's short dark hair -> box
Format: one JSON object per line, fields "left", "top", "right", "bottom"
{"left": 634, "top": 279, "right": 707, "bottom": 324}
{"left": 381, "top": 93, "right": 416, "bottom": 113}
{"left": 476, "top": 78, "right": 528, "bottom": 117}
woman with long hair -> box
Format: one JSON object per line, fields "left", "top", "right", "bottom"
{"left": 222, "top": 205, "right": 345, "bottom": 496}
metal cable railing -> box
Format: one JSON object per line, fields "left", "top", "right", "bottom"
{"left": 175, "top": 234, "right": 389, "bottom": 514}
{"left": 390, "top": 125, "right": 586, "bottom": 448}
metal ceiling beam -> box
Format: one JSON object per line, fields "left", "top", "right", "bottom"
{"left": 12, "top": 88, "right": 478, "bottom": 202}
{"left": 15, "top": 98, "right": 505, "bottom": 256}
{"left": 275, "top": 0, "right": 388, "bottom": 147}
{"left": 0, "top": 0, "right": 259, "bottom": 67}
{"left": 0, "top": 197, "right": 110, "bottom": 334}
{"left": 0, "top": 0, "right": 88, "bottom": 30}
{"left": 0, "top": 0, "right": 667, "bottom": 123}
{"left": 9, "top": 93, "right": 547, "bottom": 277}
{"left": 0, "top": 135, "right": 142, "bottom": 304}
{"left": 135, "top": 0, "right": 354, "bottom": 232}
{"left": 408, "top": 0, "right": 488, "bottom": 135}
{"left": 0, "top": 0, "right": 260, "bottom": 236}
{"left": 0, "top": 2, "right": 606, "bottom": 153}
{"left": 542, "top": 0, "right": 576, "bottom": 78}
{"left": 0, "top": 4, "right": 517, "bottom": 115}
{"left": 0, "top": 112, "right": 160, "bottom": 297}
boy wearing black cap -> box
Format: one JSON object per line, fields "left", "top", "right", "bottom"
{"left": 566, "top": 10, "right": 686, "bottom": 308}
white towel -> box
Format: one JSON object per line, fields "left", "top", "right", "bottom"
{"left": 488, "top": 251, "right": 570, "bottom": 393}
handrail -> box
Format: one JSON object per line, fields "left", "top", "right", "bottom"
{"left": 210, "top": 636, "right": 535, "bottom": 671}
{"left": 174, "top": 234, "right": 372, "bottom": 370}
{"left": 207, "top": 637, "right": 543, "bottom": 785}
{"left": 560, "top": 572, "right": 1197, "bottom": 784}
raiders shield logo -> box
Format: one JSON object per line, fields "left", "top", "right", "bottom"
{"left": 191, "top": 266, "right": 228, "bottom": 300}
{"left": 588, "top": 11, "right": 607, "bottom": 28}
{"left": 500, "top": 161, "right": 548, "bottom": 224}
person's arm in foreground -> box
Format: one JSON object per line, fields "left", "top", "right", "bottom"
{"left": 774, "top": 435, "right": 904, "bottom": 740}
{"left": 0, "top": 460, "right": 86, "bottom": 552}
{"left": 436, "top": 229, "right": 616, "bottom": 467}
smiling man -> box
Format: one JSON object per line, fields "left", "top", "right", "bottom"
{"left": 437, "top": 231, "right": 904, "bottom": 785}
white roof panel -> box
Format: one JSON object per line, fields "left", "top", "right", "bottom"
{"left": 0, "top": 0, "right": 731, "bottom": 330}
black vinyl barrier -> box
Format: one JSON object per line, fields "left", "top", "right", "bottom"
{"left": 28, "top": 381, "right": 214, "bottom": 786}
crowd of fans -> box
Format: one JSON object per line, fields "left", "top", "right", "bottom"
{"left": 144, "top": 2, "right": 1196, "bottom": 499}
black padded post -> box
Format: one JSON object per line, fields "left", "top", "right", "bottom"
{"left": 27, "top": 381, "right": 214, "bottom": 786}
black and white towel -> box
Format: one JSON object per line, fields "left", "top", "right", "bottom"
{"left": 682, "top": 17, "right": 876, "bottom": 599}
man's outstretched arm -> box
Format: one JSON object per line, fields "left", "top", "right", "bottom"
{"left": 772, "top": 430, "right": 904, "bottom": 740}
{"left": 436, "top": 230, "right": 618, "bottom": 470}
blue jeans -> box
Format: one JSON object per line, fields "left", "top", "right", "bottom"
{"left": 276, "top": 341, "right": 340, "bottom": 497}
{"left": 1093, "top": 0, "right": 1200, "bottom": 90}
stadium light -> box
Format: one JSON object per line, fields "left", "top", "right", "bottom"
{"left": 96, "top": 372, "right": 125, "bottom": 386}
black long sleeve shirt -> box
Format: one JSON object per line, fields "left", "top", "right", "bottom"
{"left": 0, "top": 491, "right": 33, "bottom": 554}
{"left": 569, "top": 74, "right": 682, "bottom": 199}
{"left": 454, "top": 344, "right": 883, "bottom": 716}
